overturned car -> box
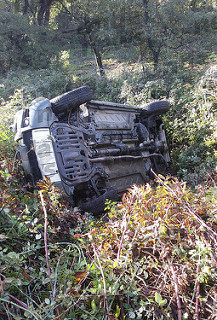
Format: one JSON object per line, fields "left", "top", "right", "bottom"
{"left": 13, "top": 86, "right": 170, "bottom": 213}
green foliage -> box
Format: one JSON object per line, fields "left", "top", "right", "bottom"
{"left": 83, "top": 177, "right": 217, "bottom": 319}
{"left": 0, "top": 68, "right": 73, "bottom": 102}
{"left": 165, "top": 64, "right": 217, "bottom": 184}
{"left": 115, "top": 0, "right": 217, "bottom": 70}
{"left": 0, "top": 89, "right": 24, "bottom": 158}
{"left": 0, "top": 10, "right": 64, "bottom": 73}
{"left": 1, "top": 0, "right": 216, "bottom": 74}
{"left": 1, "top": 170, "right": 216, "bottom": 319}
{"left": 0, "top": 170, "right": 87, "bottom": 319}
{"left": 0, "top": 2, "right": 217, "bottom": 317}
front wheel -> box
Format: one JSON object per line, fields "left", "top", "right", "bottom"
{"left": 78, "top": 188, "right": 118, "bottom": 215}
{"left": 50, "top": 86, "right": 92, "bottom": 118}
{"left": 141, "top": 100, "right": 170, "bottom": 117}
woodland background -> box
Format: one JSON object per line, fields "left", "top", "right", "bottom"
{"left": 0, "top": 0, "right": 217, "bottom": 319}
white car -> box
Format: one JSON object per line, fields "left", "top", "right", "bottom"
{"left": 13, "top": 86, "right": 170, "bottom": 213}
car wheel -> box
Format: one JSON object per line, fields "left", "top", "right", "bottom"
{"left": 79, "top": 188, "right": 118, "bottom": 215}
{"left": 141, "top": 100, "right": 170, "bottom": 116}
{"left": 50, "top": 86, "right": 92, "bottom": 118}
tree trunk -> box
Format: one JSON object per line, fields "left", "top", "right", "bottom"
{"left": 80, "top": 35, "right": 89, "bottom": 56}
{"left": 147, "top": 38, "right": 161, "bottom": 71}
{"left": 142, "top": 0, "right": 149, "bottom": 22}
{"left": 141, "top": 0, "right": 161, "bottom": 71}
{"left": 44, "top": 8, "right": 50, "bottom": 25}
{"left": 37, "top": 5, "right": 45, "bottom": 25}
{"left": 88, "top": 33, "right": 105, "bottom": 76}
{"left": 4, "top": 0, "right": 12, "bottom": 12}
{"left": 14, "top": 0, "right": 20, "bottom": 13}
{"left": 190, "top": 0, "right": 198, "bottom": 10}
{"left": 23, "top": 0, "right": 29, "bottom": 14}
{"left": 37, "top": 0, "right": 54, "bottom": 25}
{"left": 152, "top": 48, "right": 160, "bottom": 71}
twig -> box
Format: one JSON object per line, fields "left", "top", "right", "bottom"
{"left": 0, "top": 276, "right": 4, "bottom": 295}
{"left": 184, "top": 201, "right": 217, "bottom": 241}
{"left": 92, "top": 243, "right": 111, "bottom": 320}
{"left": 153, "top": 172, "right": 217, "bottom": 240}
{"left": 117, "top": 195, "right": 135, "bottom": 265}
{"left": 8, "top": 294, "right": 28, "bottom": 309}
{"left": 39, "top": 191, "right": 61, "bottom": 319}
{"left": 201, "top": 233, "right": 217, "bottom": 267}
{"left": 39, "top": 191, "right": 54, "bottom": 294}
{"left": 0, "top": 276, "right": 12, "bottom": 320}
{"left": 196, "top": 265, "right": 200, "bottom": 320}
{"left": 118, "top": 295, "right": 125, "bottom": 319}
{"left": 117, "top": 215, "right": 128, "bottom": 264}
{"left": 167, "top": 259, "right": 182, "bottom": 320}
{"left": 0, "top": 298, "right": 39, "bottom": 320}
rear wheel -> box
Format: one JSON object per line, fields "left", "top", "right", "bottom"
{"left": 141, "top": 100, "right": 170, "bottom": 117}
{"left": 78, "top": 188, "right": 118, "bottom": 215}
{"left": 50, "top": 86, "right": 92, "bottom": 118}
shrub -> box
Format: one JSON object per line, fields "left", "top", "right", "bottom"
{"left": 165, "top": 64, "right": 217, "bottom": 185}
{"left": 80, "top": 176, "right": 217, "bottom": 319}
{"left": 0, "top": 68, "right": 73, "bottom": 102}
{"left": 1, "top": 171, "right": 216, "bottom": 319}
{"left": 0, "top": 11, "right": 65, "bottom": 73}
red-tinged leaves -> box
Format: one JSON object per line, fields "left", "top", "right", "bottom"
{"left": 75, "top": 271, "right": 87, "bottom": 282}
{"left": 22, "top": 268, "right": 31, "bottom": 281}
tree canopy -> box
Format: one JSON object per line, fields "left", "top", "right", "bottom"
{"left": 0, "top": 0, "right": 216, "bottom": 73}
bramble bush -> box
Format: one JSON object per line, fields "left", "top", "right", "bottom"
{"left": 165, "top": 64, "right": 217, "bottom": 184}
{"left": 1, "top": 171, "right": 217, "bottom": 319}
{"left": 80, "top": 176, "right": 217, "bottom": 319}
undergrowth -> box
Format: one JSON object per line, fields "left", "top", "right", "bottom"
{"left": 1, "top": 57, "right": 217, "bottom": 185}
{"left": 0, "top": 165, "right": 217, "bottom": 319}
{"left": 1, "top": 50, "right": 217, "bottom": 319}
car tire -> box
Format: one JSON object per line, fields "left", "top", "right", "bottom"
{"left": 50, "top": 86, "right": 92, "bottom": 118}
{"left": 141, "top": 100, "right": 170, "bottom": 116}
{"left": 79, "top": 188, "right": 118, "bottom": 215}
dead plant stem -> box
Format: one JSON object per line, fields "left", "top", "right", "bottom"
{"left": 201, "top": 233, "right": 217, "bottom": 267}
{"left": 40, "top": 191, "right": 54, "bottom": 294}
{"left": 196, "top": 264, "right": 200, "bottom": 320}
{"left": 154, "top": 173, "right": 217, "bottom": 240}
{"left": 167, "top": 259, "right": 182, "bottom": 320}
{"left": 0, "top": 276, "right": 12, "bottom": 320}
{"left": 93, "top": 243, "right": 111, "bottom": 320}
{"left": 0, "top": 276, "right": 4, "bottom": 295}
{"left": 117, "top": 214, "right": 128, "bottom": 265}
{"left": 39, "top": 191, "right": 61, "bottom": 319}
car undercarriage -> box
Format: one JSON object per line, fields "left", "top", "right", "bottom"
{"left": 13, "top": 86, "right": 170, "bottom": 213}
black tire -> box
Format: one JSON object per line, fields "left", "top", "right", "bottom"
{"left": 79, "top": 188, "right": 118, "bottom": 215}
{"left": 50, "top": 86, "right": 92, "bottom": 117}
{"left": 141, "top": 100, "right": 170, "bottom": 117}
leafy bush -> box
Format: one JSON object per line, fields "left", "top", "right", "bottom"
{"left": 0, "top": 170, "right": 86, "bottom": 319}
{"left": 165, "top": 64, "right": 217, "bottom": 184}
{"left": 1, "top": 173, "right": 217, "bottom": 319}
{"left": 0, "top": 11, "right": 66, "bottom": 73}
{"left": 0, "top": 89, "right": 25, "bottom": 159}
{"left": 80, "top": 176, "right": 217, "bottom": 319}
{"left": 0, "top": 68, "right": 73, "bottom": 102}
